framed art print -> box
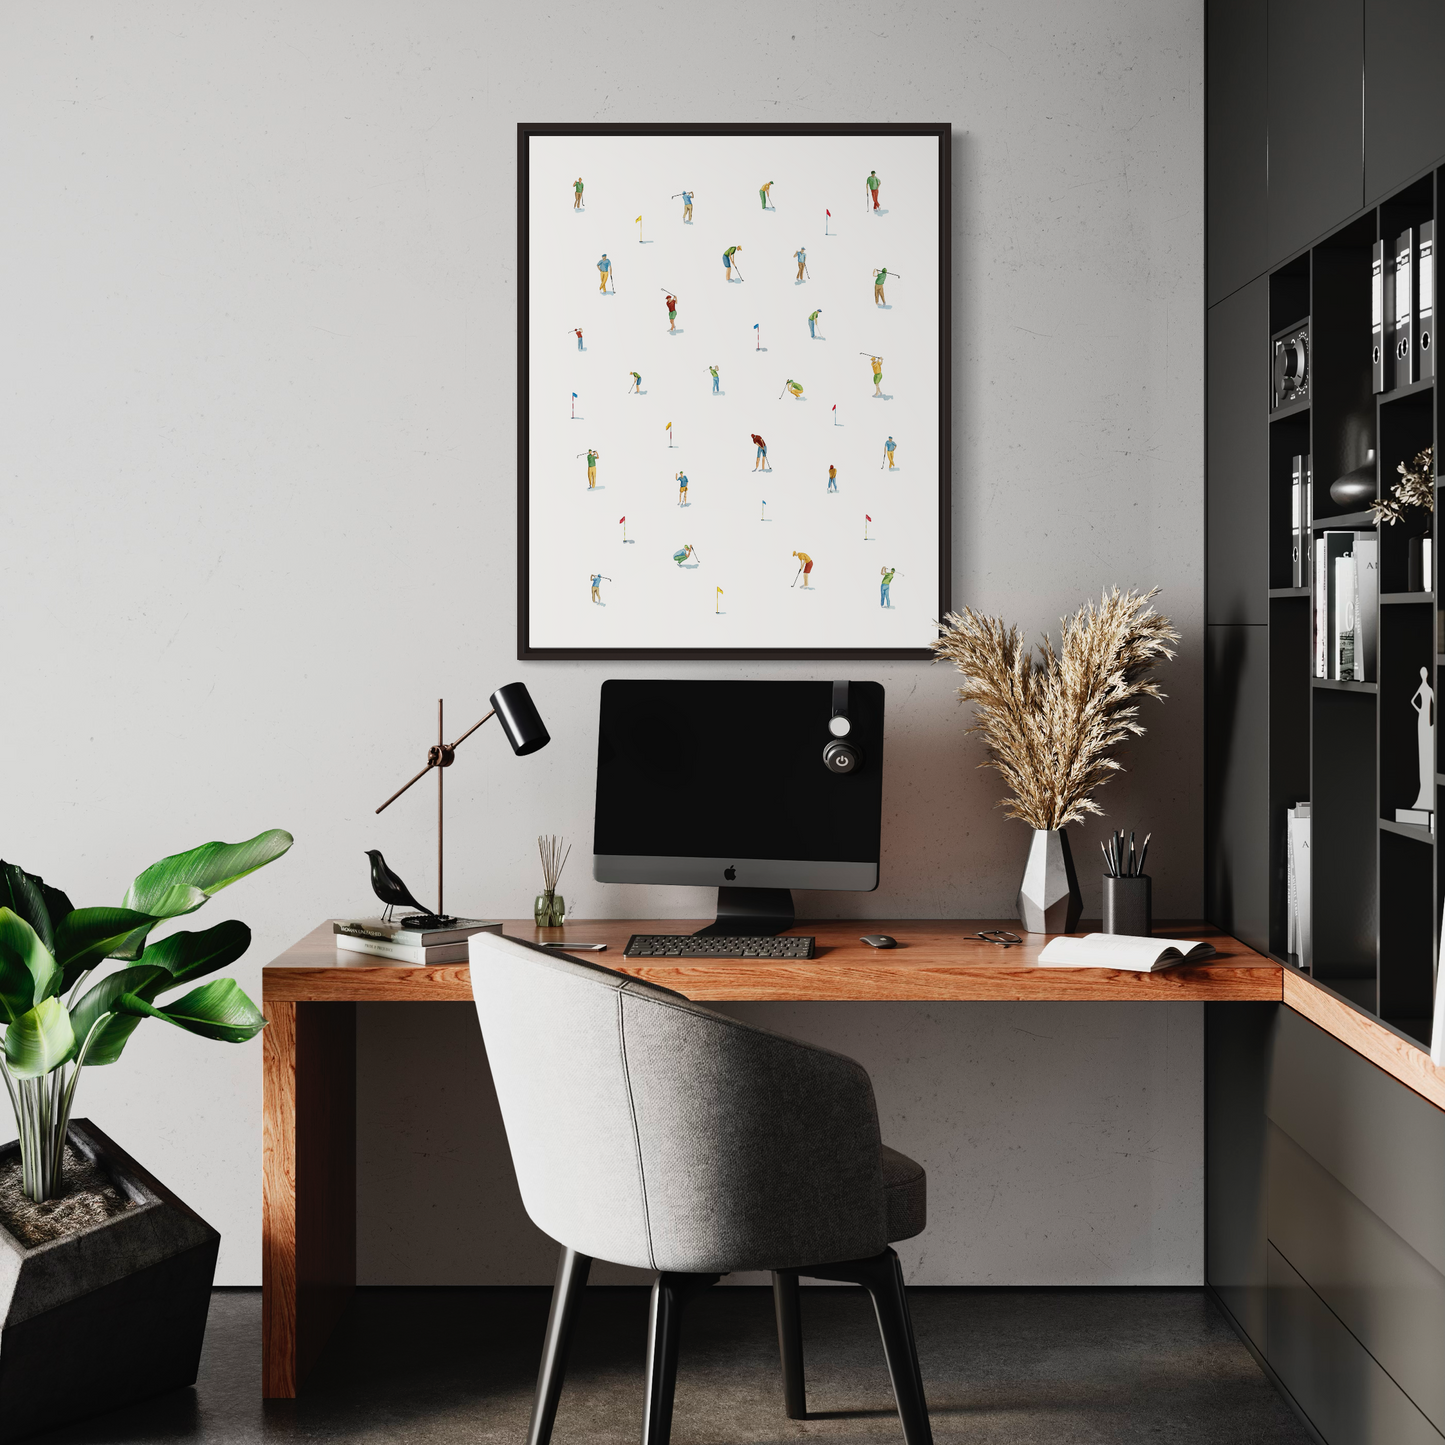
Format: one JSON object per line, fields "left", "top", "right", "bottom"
{"left": 517, "top": 122, "right": 951, "bottom": 659}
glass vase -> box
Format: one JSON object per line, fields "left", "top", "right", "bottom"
{"left": 534, "top": 891, "right": 566, "bottom": 928}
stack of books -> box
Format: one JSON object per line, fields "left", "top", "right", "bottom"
{"left": 1313, "top": 532, "right": 1378, "bottom": 681}
{"left": 1285, "top": 802, "right": 1312, "bottom": 972}
{"left": 333, "top": 917, "right": 502, "bottom": 964}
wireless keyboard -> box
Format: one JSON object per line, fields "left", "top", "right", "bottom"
{"left": 624, "top": 935, "right": 816, "bottom": 959}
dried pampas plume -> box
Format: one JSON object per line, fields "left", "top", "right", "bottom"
{"left": 931, "top": 587, "right": 1179, "bottom": 831}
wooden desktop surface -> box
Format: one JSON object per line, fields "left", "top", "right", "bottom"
{"left": 262, "top": 918, "right": 1280, "bottom": 1004}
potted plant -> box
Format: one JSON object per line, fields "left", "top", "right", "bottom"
{"left": 932, "top": 588, "right": 1177, "bottom": 933}
{"left": 0, "top": 828, "right": 291, "bottom": 1442}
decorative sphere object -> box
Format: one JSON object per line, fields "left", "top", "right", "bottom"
{"left": 1330, "top": 462, "right": 1375, "bottom": 507}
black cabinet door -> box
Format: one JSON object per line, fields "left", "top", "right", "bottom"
{"left": 1208, "top": 278, "right": 1268, "bottom": 625}
{"left": 1206, "top": 623, "right": 1270, "bottom": 950}
{"left": 1366, "top": 0, "right": 1445, "bottom": 203}
{"left": 1208, "top": 0, "right": 1269, "bottom": 304}
{"left": 1268, "top": 0, "right": 1365, "bottom": 264}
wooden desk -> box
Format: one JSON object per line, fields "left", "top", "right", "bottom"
{"left": 257, "top": 917, "right": 1440, "bottom": 1397}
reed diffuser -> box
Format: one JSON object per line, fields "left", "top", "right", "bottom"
{"left": 535, "top": 835, "right": 571, "bottom": 928}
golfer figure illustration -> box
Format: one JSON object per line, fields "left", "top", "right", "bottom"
{"left": 791, "top": 550, "right": 814, "bottom": 588}
{"left": 752, "top": 433, "right": 771, "bottom": 471}
{"left": 873, "top": 267, "right": 891, "bottom": 305}
{"left": 591, "top": 573, "right": 612, "bottom": 603}
{"left": 866, "top": 169, "right": 881, "bottom": 211}
{"left": 827, "top": 464, "right": 838, "bottom": 493}
{"left": 723, "top": 245, "right": 743, "bottom": 281}
{"left": 584, "top": 448, "right": 599, "bottom": 488}
{"left": 880, "top": 566, "right": 895, "bottom": 607}
{"left": 760, "top": 180, "right": 774, "bottom": 210}
{"left": 868, "top": 355, "right": 884, "bottom": 395}
{"left": 677, "top": 189, "right": 694, "bottom": 222}
{"left": 809, "top": 308, "right": 822, "bottom": 339}
{"left": 676, "top": 470, "right": 689, "bottom": 507}
{"left": 709, "top": 365, "right": 720, "bottom": 394}
{"left": 664, "top": 292, "right": 678, "bottom": 332}
{"left": 883, "top": 436, "right": 897, "bottom": 469}
{"left": 795, "top": 246, "right": 807, "bottom": 281}
{"left": 574, "top": 177, "right": 585, "bottom": 209}
{"left": 597, "top": 253, "right": 613, "bottom": 291}
{"left": 627, "top": 371, "right": 642, "bottom": 395}
{"left": 673, "top": 543, "right": 699, "bottom": 567}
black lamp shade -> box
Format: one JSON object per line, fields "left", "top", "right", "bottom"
{"left": 491, "top": 683, "right": 550, "bottom": 756}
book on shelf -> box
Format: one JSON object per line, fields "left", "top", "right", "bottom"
{"left": 1314, "top": 531, "right": 1377, "bottom": 681}
{"left": 1035, "top": 934, "right": 1217, "bottom": 972}
{"left": 1291, "top": 454, "right": 1312, "bottom": 589}
{"left": 1420, "top": 220, "right": 1435, "bottom": 383}
{"left": 333, "top": 916, "right": 502, "bottom": 946}
{"left": 1396, "top": 227, "right": 1416, "bottom": 388}
{"left": 1373, "top": 238, "right": 1387, "bottom": 392}
{"left": 334, "top": 933, "right": 475, "bottom": 965}
{"left": 1286, "top": 802, "right": 1311, "bottom": 972}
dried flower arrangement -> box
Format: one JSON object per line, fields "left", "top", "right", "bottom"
{"left": 931, "top": 588, "right": 1180, "bottom": 831}
{"left": 1369, "top": 445, "right": 1435, "bottom": 527}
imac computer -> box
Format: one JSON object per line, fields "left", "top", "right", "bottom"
{"left": 593, "top": 679, "right": 884, "bottom": 948}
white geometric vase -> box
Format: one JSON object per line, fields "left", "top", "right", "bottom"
{"left": 1017, "top": 828, "right": 1083, "bottom": 934}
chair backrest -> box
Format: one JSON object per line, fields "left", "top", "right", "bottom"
{"left": 471, "top": 932, "right": 888, "bottom": 1274}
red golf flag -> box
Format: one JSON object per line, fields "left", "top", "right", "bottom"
{"left": 619, "top": 516, "right": 625, "bottom": 523}
{"left": 866, "top": 514, "right": 872, "bottom": 521}
{"left": 826, "top": 209, "right": 831, "bottom": 216}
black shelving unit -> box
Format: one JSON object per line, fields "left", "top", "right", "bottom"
{"left": 1265, "top": 170, "right": 1440, "bottom": 1043}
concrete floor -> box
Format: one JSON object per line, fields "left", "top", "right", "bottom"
{"left": 31, "top": 1286, "right": 1313, "bottom": 1444}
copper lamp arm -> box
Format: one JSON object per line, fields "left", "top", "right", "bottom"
{"left": 448, "top": 708, "right": 496, "bottom": 751}
{"left": 376, "top": 761, "right": 436, "bottom": 814}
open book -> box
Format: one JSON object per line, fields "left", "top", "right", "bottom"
{"left": 1036, "top": 933, "right": 1217, "bottom": 972}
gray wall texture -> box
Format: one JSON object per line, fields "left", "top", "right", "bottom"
{"left": 2, "top": 1, "right": 1203, "bottom": 1284}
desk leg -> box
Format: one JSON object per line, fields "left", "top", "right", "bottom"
{"left": 263, "top": 1000, "right": 357, "bottom": 1398}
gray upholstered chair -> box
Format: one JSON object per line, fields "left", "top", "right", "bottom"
{"left": 470, "top": 931, "right": 932, "bottom": 1445}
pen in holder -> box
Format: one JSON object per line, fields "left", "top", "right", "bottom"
{"left": 1101, "top": 829, "right": 1152, "bottom": 937}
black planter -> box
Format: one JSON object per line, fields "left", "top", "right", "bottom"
{"left": 1103, "top": 875, "right": 1152, "bottom": 937}
{"left": 0, "top": 1119, "right": 219, "bottom": 1443}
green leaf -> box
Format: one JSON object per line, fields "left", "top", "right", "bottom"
{"left": 4, "top": 998, "right": 75, "bottom": 1078}
{"left": 0, "top": 910, "right": 59, "bottom": 1021}
{"left": 123, "top": 831, "right": 293, "bottom": 917}
{"left": 142, "top": 920, "right": 251, "bottom": 990}
{"left": 114, "top": 979, "right": 266, "bottom": 1044}
{"left": 67, "top": 964, "right": 169, "bottom": 1067}
{"left": 54, "top": 907, "right": 160, "bottom": 987}
{"left": 0, "top": 863, "right": 72, "bottom": 954}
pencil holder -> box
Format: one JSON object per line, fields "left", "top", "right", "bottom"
{"left": 1103, "top": 875, "right": 1151, "bottom": 936}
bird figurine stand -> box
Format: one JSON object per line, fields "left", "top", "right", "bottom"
{"left": 371, "top": 687, "right": 552, "bottom": 928}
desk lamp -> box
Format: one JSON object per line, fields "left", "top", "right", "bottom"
{"left": 375, "top": 684, "right": 550, "bottom": 926}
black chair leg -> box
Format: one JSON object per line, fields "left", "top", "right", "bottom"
{"left": 804, "top": 1247, "right": 933, "bottom": 1445}
{"left": 772, "top": 1269, "right": 807, "bottom": 1419}
{"left": 642, "top": 1271, "right": 719, "bottom": 1445}
{"left": 527, "top": 1245, "right": 592, "bottom": 1445}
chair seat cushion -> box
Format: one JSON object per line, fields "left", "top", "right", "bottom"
{"left": 881, "top": 1145, "right": 926, "bottom": 1242}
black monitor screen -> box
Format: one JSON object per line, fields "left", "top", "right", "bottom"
{"left": 593, "top": 680, "right": 884, "bottom": 874}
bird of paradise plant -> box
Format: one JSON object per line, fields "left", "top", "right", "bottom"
{"left": 0, "top": 829, "right": 292, "bottom": 1202}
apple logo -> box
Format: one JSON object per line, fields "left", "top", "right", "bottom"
{"left": 724, "top": 865, "right": 737, "bottom": 880}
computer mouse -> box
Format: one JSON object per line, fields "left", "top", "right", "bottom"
{"left": 860, "top": 934, "right": 897, "bottom": 949}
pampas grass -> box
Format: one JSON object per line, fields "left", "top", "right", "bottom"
{"left": 932, "top": 587, "right": 1179, "bottom": 831}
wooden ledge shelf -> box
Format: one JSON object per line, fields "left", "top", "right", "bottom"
{"left": 1381, "top": 591, "right": 1434, "bottom": 604}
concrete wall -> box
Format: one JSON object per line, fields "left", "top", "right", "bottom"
{"left": 2, "top": 1, "right": 1203, "bottom": 1284}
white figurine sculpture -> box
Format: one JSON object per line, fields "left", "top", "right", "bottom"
{"left": 1410, "top": 666, "right": 1434, "bottom": 811}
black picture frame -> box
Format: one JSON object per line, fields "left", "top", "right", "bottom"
{"left": 516, "top": 121, "right": 952, "bottom": 660}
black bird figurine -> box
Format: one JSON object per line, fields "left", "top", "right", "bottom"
{"left": 365, "top": 850, "right": 444, "bottom": 925}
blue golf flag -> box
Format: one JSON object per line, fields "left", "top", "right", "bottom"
{"left": 572, "top": 392, "right": 578, "bottom": 397}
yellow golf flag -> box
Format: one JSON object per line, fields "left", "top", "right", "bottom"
{"left": 665, "top": 421, "right": 671, "bottom": 430}
{"left": 716, "top": 587, "right": 723, "bottom": 594}
{"left": 635, "top": 216, "right": 642, "bottom": 223}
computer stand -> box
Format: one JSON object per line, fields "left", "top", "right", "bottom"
{"left": 693, "top": 887, "right": 795, "bottom": 938}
